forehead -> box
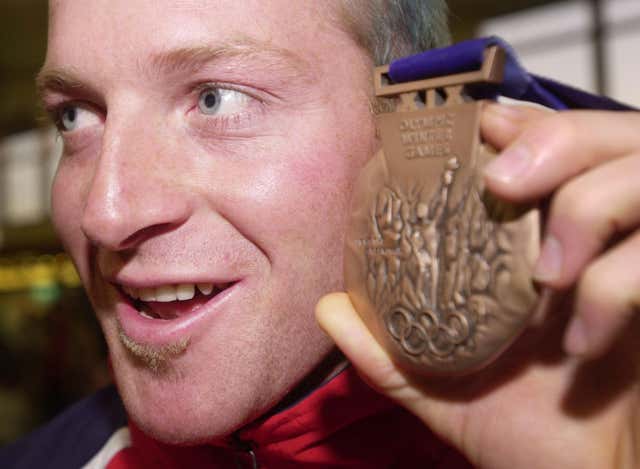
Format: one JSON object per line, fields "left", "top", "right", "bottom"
{"left": 45, "top": 0, "right": 351, "bottom": 74}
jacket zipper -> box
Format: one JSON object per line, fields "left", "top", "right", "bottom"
{"left": 231, "top": 434, "right": 258, "bottom": 469}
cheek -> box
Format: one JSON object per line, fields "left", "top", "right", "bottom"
{"left": 51, "top": 165, "right": 91, "bottom": 273}
{"left": 256, "top": 139, "right": 372, "bottom": 275}
{"left": 292, "top": 155, "right": 351, "bottom": 224}
{"left": 280, "top": 122, "right": 375, "bottom": 235}
{"left": 51, "top": 170, "right": 78, "bottom": 239}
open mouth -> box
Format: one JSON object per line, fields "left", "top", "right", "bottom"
{"left": 120, "top": 282, "right": 233, "bottom": 320}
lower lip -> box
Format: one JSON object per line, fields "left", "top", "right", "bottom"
{"left": 115, "top": 283, "right": 239, "bottom": 347}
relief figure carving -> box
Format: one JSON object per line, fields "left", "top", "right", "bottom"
{"left": 365, "top": 157, "right": 514, "bottom": 362}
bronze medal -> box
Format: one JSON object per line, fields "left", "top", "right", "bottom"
{"left": 344, "top": 47, "right": 540, "bottom": 376}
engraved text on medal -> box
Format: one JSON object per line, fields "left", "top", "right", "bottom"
{"left": 400, "top": 112, "right": 455, "bottom": 159}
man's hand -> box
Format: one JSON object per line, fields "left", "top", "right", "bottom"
{"left": 316, "top": 103, "right": 640, "bottom": 469}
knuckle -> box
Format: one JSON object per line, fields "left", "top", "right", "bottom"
{"left": 535, "top": 113, "right": 580, "bottom": 149}
{"left": 511, "top": 103, "right": 551, "bottom": 123}
{"left": 579, "top": 261, "right": 608, "bottom": 300}
{"left": 550, "top": 179, "right": 597, "bottom": 226}
{"left": 578, "top": 259, "right": 623, "bottom": 312}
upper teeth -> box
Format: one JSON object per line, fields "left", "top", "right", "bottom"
{"left": 122, "top": 283, "right": 226, "bottom": 302}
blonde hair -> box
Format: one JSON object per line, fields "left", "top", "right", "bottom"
{"left": 341, "top": 0, "right": 450, "bottom": 65}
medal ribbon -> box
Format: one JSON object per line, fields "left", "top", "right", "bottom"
{"left": 388, "top": 36, "right": 635, "bottom": 111}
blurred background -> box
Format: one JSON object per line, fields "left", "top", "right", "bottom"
{"left": 1, "top": 0, "right": 639, "bottom": 447}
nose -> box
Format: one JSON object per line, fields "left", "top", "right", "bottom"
{"left": 81, "top": 115, "right": 191, "bottom": 251}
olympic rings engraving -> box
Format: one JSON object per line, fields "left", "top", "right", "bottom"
{"left": 387, "top": 306, "right": 472, "bottom": 358}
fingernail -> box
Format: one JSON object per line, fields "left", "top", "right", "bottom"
{"left": 534, "top": 235, "right": 563, "bottom": 282}
{"left": 483, "top": 144, "right": 532, "bottom": 183}
{"left": 564, "top": 316, "right": 589, "bottom": 356}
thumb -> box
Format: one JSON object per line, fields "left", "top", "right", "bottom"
{"left": 316, "top": 293, "right": 466, "bottom": 444}
{"left": 315, "top": 292, "right": 410, "bottom": 397}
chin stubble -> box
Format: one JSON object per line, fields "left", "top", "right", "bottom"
{"left": 118, "top": 326, "right": 190, "bottom": 374}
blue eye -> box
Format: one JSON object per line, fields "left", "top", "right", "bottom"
{"left": 61, "top": 106, "right": 79, "bottom": 131}
{"left": 198, "top": 89, "right": 221, "bottom": 115}
{"left": 54, "top": 104, "right": 101, "bottom": 133}
{"left": 196, "top": 87, "right": 250, "bottom": 117}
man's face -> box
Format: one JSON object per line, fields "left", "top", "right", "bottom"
{"left": 42, "top": 0, "right": 376, "bottom": 443}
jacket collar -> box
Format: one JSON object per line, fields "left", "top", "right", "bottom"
{"left": 236, "top": 365, "right": 394, "bottom": 450}
{"left": 124, "top": 366, "right": 396, "bottom": 467}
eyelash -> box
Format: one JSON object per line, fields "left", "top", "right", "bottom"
{"left": 190, "top": 82, "right": 263, "bottom": 132}
{"left": 44, "top": 82, "right": 264, "bottom": 138}
{"left": 46, "top": 103, "right": 78, "bottom": 133}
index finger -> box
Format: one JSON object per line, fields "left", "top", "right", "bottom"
{"left": 481, "top": 105, "right": 640, "bottom": 202}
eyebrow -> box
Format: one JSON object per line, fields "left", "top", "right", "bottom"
{"left": 36, "top": 68, "right": 96, "bottom": 104}
{"left": 147, "top": 38, "right": 312, "bottom": 78}
{"left": 36, "top": 38, "right": 314, "bottom": 103}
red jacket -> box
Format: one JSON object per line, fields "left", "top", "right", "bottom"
{"left": 1, "top": 366, "right": 472, "bottom": 468}
{"left": 110, "top": 367, "right": 472, "bottom": 468}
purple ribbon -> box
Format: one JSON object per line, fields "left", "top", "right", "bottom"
{"left": 388, "top": 36, "right": 634, "bottom": 111}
